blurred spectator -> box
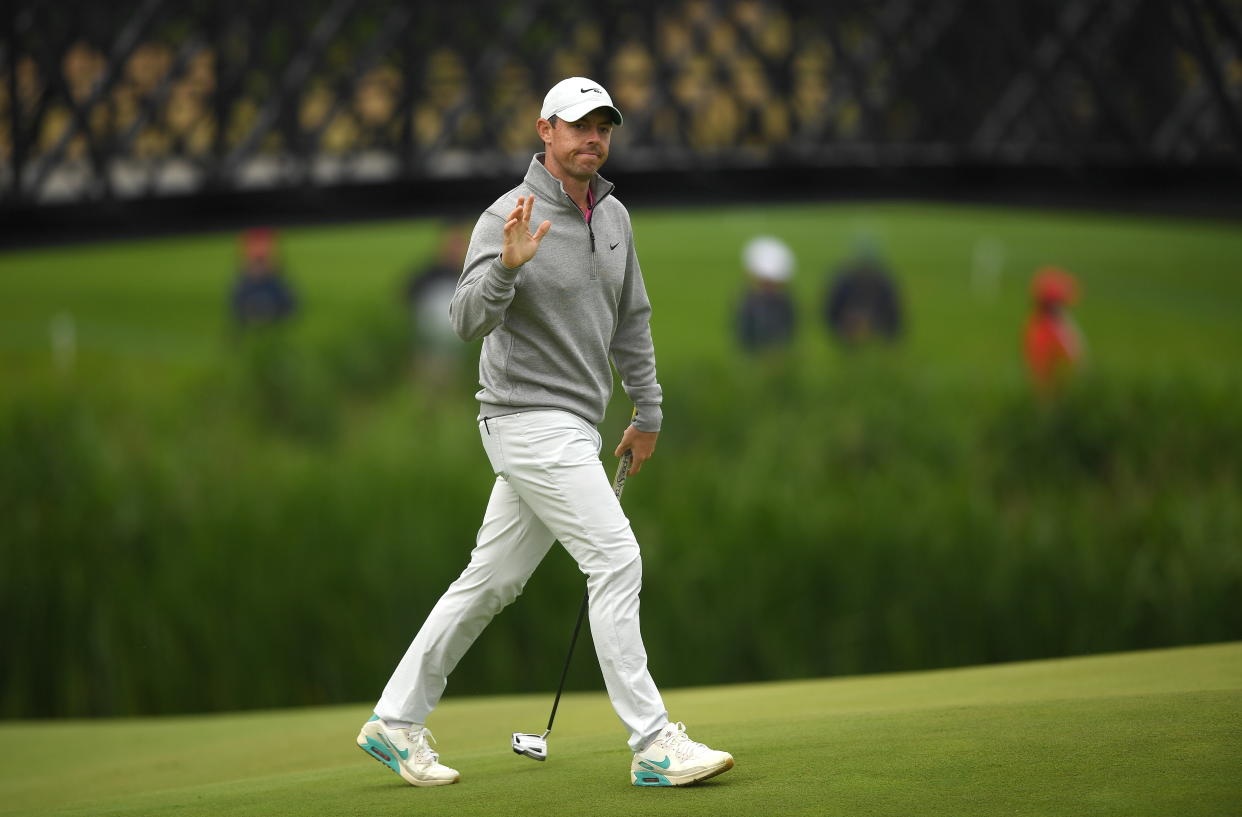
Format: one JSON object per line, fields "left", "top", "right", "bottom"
{"left": 231, "top": 228, "right": 298, "bottom": 328}
{"left": 1024, "top": 266, "right": 1085, "bottom": 395}
{"left": 823, "top": 240, "right": 903, "bottom": 347}
{"left": 404, "top": 222, "right": 468, "bottom": 377}
{"left": 735, "top": 235, "right": 796, "bottom": 353}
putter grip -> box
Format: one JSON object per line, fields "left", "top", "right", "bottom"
{"left": 612, "top": 449, "right": 633, "bottom": 500}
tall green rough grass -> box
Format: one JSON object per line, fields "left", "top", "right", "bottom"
{"left": 2, "top": 333, "right": 1240, "bottom": 717}
{"left": 637, "top": 359, "right": 1242, "bottom": 686}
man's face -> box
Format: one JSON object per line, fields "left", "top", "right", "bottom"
{"left": 538, "top": 109, "right": 614, "bottom": 182}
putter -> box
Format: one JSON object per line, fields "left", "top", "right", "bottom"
{"left": 511, "top": 443, "right": 634, "bottom": 762}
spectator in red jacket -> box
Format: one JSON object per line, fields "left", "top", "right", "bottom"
{"left": 1024, "top": 266, "right": 1085, "bottom": 395}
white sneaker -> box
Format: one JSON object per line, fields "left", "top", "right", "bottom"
{"left": 357, "top": 716, "right": 460, "bottom": 786}
{"left": 631, "top": 722, "right": 734, "bottom": 787}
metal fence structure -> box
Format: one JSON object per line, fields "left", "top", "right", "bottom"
{"left": 3, "top": 0, "right": 1240, "bottom": 213}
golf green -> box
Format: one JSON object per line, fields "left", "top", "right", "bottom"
{"left": 2, "top": 642, "right": 1238, "bottom": 816}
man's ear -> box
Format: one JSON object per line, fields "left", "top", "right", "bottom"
{"left": 536, "top": 117, "right": 553, "bottom": 145}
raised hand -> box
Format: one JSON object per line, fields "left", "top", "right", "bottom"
{"left": 501, "top": 195, "right": 552, "bottom": 269}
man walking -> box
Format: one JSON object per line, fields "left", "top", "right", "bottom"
{"left": 356, "top": 77, "right": 734, "bottom": 788}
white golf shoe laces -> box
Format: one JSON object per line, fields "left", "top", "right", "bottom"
{"left": 407, "top": 727, "right": 445, "bottom": 767}
{"left": 660, "top": 722, "right": 709, "bottom": 763}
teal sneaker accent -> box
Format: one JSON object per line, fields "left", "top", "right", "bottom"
{"left": 379, "top": 732, "right": 410, "bottom": 760}
{"left": 362, "top": 736, "right": 401, "bottom": 774}
{"left": 367, "top": 714, "right": 380, "bottom": 722}
{"left": 640, "top": 756, "right": 672, "bottom": 770}
{"left": 633, "top": 770, "right": 673, "bottom": 787}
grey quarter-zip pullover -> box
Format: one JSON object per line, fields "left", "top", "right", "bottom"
{"left": 450, "top": 153, "right": 663, "bottom": 432}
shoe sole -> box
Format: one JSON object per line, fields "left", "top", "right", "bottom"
{"left": 633, "top": 756, "right": 735, "bottom": 787}
{"left": 357, "top": 732, "right": 459, "bottom": 787}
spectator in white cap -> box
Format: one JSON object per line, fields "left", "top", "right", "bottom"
{"left": 736, "top": 235, "right": 797, "bottom": 353}
{"left": 356, "top": 76, "right": 735, "bottom": 791}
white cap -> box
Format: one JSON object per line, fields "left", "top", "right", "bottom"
{"left": 743, "top": 236, "right": 795, "bottom": 283}
{"left": 540, "top": 77, "right": 623, "bottom": 126}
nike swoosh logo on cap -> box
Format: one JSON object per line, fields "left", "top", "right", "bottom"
{"left": 580, "top": 87, "right": 601, "bottom": 93}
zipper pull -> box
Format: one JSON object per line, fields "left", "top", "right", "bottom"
{"left": 589, "top": 225, "right": 596, "bottom": 253}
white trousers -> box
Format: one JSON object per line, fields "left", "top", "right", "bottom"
{"left": 376, "top": 410, "right": 668, "bottom": 752}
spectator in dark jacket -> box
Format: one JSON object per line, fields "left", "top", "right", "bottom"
{"left": 824, "top": 242, "right": 902, "bottom": 347}
{"left": 404, "top": 222, "right": 470, "bottom": 383}
{"left": 231, "top": 228, "right": 297, "bottom": 327}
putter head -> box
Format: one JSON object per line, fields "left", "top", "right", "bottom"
{"left": 511, "top": 731, "right": 548, "bottom": 761}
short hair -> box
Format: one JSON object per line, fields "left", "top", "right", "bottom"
{"left": 547, "top": 115, "right": 560, "bottom": 127}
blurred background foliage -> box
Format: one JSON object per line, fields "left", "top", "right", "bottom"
{"left": 2, "top": 202, "right": 1239, "bottom": 717}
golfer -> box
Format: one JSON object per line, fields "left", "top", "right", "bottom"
{"left": 356, "top": 77, "right": 734, "bottom": 788}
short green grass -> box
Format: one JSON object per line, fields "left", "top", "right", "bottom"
{"left": 2, "top": 643, "right": 1238, "bottom": 817}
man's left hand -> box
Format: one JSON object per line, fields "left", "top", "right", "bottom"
{"left": 615, "top": 426, "right": 658, "bottom": 475}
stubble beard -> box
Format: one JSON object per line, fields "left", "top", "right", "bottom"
{"left": 570, "top": 147, "right": 604, "bottom": 177}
